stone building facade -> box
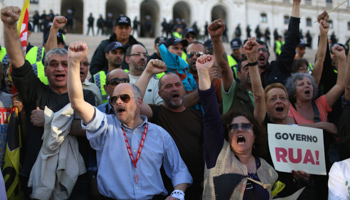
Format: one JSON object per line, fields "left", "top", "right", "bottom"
{"left": 1, "top": 0, "right": 350, "bottom": 49}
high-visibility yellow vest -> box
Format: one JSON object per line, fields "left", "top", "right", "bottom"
{"left": 26, "top": 46, "right": 48, "bottom": 85}
{"left": 173, "top": 32, "right": 182, "bottom": 39}
{"left": 228, "top": 55, "right": 238, "bottom": 79}
{"left": 93, "top": 71, "right": 108, "bottom": 104}
{"left": 182, "top": 51, "right": 188, "bottom": 63}
{"left": 308, "top": 62, "right": 313, "bottom": 72}
{"left": 0, "top": 47, "right": 9, "bottom": 65}
{"left": 275, "top": 40, "right": 282, "bottom": 56}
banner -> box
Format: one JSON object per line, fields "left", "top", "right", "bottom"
{"left": 16, "top": 0, "right": 30, "bottom": 56}
{"left": 268, "top": 124, "right": 326, "bottom": 175}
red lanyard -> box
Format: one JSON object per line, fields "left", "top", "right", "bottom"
{"left": 121, "top": 123, "right": 148, "bottom": 168}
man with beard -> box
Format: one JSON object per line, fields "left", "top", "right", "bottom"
{"left": 90, "top": 15, "right": 143, "bottom": 75}
{"left": 126, "top": 44, "right": 163, "bottom": 105}
{"left": 135, "top": 66, "right": 204, "bottom": 199}
{"left": 187, "top": 41, "right": 222, "bottom": 104}
{"left": 208, "top": 19, "right": 257, "bottom": 115}
{"left": 92, "top": 41, "right": 126, "bottom": 103}
{"left": 257, "top": 0, "right": 301, "bottom": 88}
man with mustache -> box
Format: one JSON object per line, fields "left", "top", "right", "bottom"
{"left": 126, "top": 44, "right": 163, "bottom": 105}
{"left": 135, "top": 64, "right": 204, "bottom": 200}
{"left": 67, "top": 41, "right": 192, "bottom": 199}
{"left": 92, "top": 41, "right": 126, "bottom": 103}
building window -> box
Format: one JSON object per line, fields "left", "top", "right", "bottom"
{"left": 348, "top": 22, "right": 350, "bottom": 30}
{"left": 261, "top": 13, "right": 267, "bottom": 23}
{"left": 347, "top": 0, "right": 350, "bottom": 6}
{"left": 328, "top": 20, "right": 333, "bottom": 29}
{"left": 306, "top": 18, "right": 312, "bottom": 27}
{"left": 30, "top": 0, "right": 39, "bottom": 3}
{"left": 284, "top": 16, "right": 289, "bottom": 25}
{"left": 326, "top": 0, "right": 332, "bottom": 3}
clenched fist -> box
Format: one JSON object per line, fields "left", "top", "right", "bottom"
{"left": 68, "top": 41, "right": 88, "bottom": 64}
{"left": 145, "top": 59, "right": 167, "bottom": 74}
{"left": 1, "top": 6, "right": 21, "bottom": 26}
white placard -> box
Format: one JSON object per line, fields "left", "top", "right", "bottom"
{"left": 268, "top": 124, "right": 326, "bottom": 175}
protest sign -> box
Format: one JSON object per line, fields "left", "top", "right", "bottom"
{"left": 268, "top": 124, "right": 326, "bottom": 175}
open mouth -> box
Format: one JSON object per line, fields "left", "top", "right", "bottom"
{"left": 305, "top": 90, "right": 310, "bottom": 95}
{"left": 276, "top": 106, "right": 284, "bottom": 112}
{"left": 55, "top": 74, "right": 66, "bottom": 80}
{"left": 258, "top": 55, "right": 265, "bottom": 61}
{"left": 237, "top": 135, "right": 246, "bottom": 144}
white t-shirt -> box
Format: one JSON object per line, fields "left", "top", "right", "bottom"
{"left": 0, "top": 92, "right": 12, "bottom": 168}
{"left": 128, "top": 74, "right": 163, "bottom": 105}
{"left": 328, "top": 158, "right": 350, "bottom": 199}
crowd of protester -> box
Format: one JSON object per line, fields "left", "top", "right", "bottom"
{"left": 0, "top": 0, "right": 350, "bottom": 199}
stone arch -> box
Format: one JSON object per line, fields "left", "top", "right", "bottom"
{"left": 61, "top": 0, "right": 83, "bottom": 34}
{"left": 105, "top": 0, "right": 126, "bottom": 24}
{"left": 140, "top": 0, "right": 160, "bottom": 37}
{"left": 173, "top": 1, "right": 191, "bottom": 29}
{"left": 211, "top": 5, "right": 227, "bottom": 22}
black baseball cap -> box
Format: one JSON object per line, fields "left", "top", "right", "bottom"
{"left": 203, "top": 39, "right": 213, "bottom": 50}
{"left": 297, "top": 38, "right": 307, "bottom": 47}
{"left": 230, "top": 38, "right": 242, "bottom": 50}
{"left": 116, "top": 16, "right": 131, "bottom": 26}
{"left": 155, "top": 36, "right": 167, "bottom": 46}
{"left": 164, "top": 37, "right": 188, "bottom": 48}
{"left": 182, "top": 28, "right": 196, "bottom": 37}
{"left": 105, "top": 41, "right": 125, "bottom": 52}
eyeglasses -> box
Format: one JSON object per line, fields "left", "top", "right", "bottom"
{"left": 109, "top": 94, "right": 136, "bottom": 105}
{"left": 80, "top": 61, "right": 90, "bottom": 66}
{"left": 258, "top": 48, "right": 268, "bottom": 53}
{"left": 187, "top": 51, "right": 204, "bottom": 58}
{"left": 48, "top": 61, "right": 68, "bottom": 68}
{"left": 227, "top": 123, "right": 253, "bottom": 132}
{"left": 129, "top": 52, "right": 149, "bottom": 57}
{"left": 106, "top": 78, "right": 129, "bottom": 86}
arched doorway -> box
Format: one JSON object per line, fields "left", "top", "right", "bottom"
{"left": 173, "top": 1, "right": 191, "bottom": 29}
{"left": 106, "top": 0, "right": 126, "bottom": 24}
{"left": 140, "top": 0, "right": 159, "bottom": 37}
{"left": 61, "top": 0, "right": 83, "bottom": 34}
{"left": 211, "top": 5, "right": 227, "bottom": 22}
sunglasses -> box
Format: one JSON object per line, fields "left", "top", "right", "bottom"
{"left": 187, "top": 51, "right": 204, "bottom": 58}
{"left": 185, "top": 34, "right": 196, "bottom": 39}
{"left": 227, "top": 123, "right": 253, "bottom": 132}
{"left": 109, "top": 94, "right": 136, "bottom": 105}
{"left": 106, "top": 78, "right": 129, "bottom": 86}
{"left": 258, "top": 48, "right": 268, "bottom": 53}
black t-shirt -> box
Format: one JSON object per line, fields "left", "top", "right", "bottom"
{"left": 12, "top": 60, "right": 95, "bottom": 177}
{"left": 149, "top": 105, "right": 204, "bottom": 199}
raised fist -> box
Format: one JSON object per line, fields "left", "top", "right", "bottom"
{"left": 146, "top": 59, "right": 167, "bottom": 74}
{"left": 1, "top": 6, "right": 21, "bottom": 26}
{"left": 52, "top": 16, "right": 67, "bottom": 29}
{"left": 243, "top": 37, "right": 259, "bottom": 62}
{"left": 68, "top": 41, "right": 88, "bottom": 63}
{"left": 208, "top": 19, "right": 225, "bottom": 38}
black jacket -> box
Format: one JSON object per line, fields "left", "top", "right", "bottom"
{"left": 89, "top": 34, "right": 143, "bottom": 75}
{"left": 260, "top": 17, "right": 300, "bottom": 88}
